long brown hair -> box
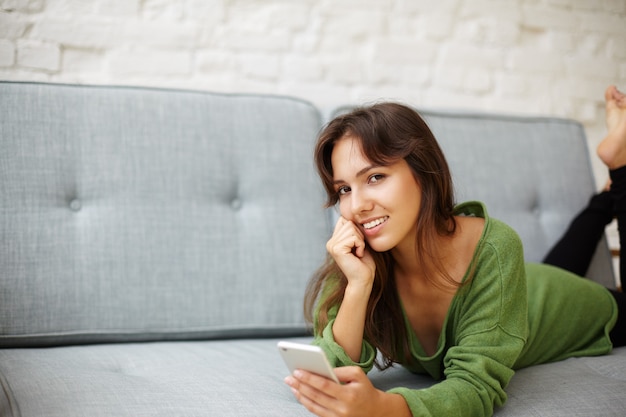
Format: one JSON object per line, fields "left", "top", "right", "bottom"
{"left": 304, "top": 102, "right": 458, "bottom": 369}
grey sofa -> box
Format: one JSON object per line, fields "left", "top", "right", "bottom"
{"left": 0, "top": 81, "right": 624, "bottom": 417}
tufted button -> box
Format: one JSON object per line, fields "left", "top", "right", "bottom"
{"left": 230, "top": 198, "right": 242, "bottom": 210}
{"left": 69, "top": 199, "right": 82, "bottom": 211}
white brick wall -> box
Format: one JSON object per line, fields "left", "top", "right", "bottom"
{"left": 0, "top": 0, "right": 625, "bottom": 186}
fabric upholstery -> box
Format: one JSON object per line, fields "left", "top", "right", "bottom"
{"left": 1, "top": 337, "right": 624, "bottom": 417}
{"left": 0, "top": 82, "right": 329, "bottom": 347}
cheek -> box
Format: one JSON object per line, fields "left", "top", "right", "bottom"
{"left": 338, "top": 200, "right": 352, "bottom": 220}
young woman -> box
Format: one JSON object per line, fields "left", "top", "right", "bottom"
{"left": 284, "top": 86, "right": 626, "bottom": 417}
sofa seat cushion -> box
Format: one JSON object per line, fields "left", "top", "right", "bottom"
{"left": 1, "top": 338, "right": 624, "bottom": 417}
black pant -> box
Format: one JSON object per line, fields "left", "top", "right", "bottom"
{"left": 542, "top": 166, "right": 626, "bottom": 347}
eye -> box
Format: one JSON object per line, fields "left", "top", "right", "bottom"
{"left": 368, "top": 174, "right": 385, "bottom": 184}
{"left": 337, "top": 185, "right": 351, "bottom": 196}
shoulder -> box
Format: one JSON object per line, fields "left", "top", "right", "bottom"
{"left": 455, "top": 201, "right": 524, "bottom": 256}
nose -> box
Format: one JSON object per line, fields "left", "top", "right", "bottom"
{"left": 350, "top": 189, "right": 373, "bottom": 216}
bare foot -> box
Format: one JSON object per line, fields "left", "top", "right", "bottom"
{"left": 597, "top": 85, "right": 626, "bottom": 170}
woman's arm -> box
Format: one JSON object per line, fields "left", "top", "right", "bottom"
{"left": 331, "top": 280, "right": 372, "bottom": 361}
{"left": 324, "top": 216, "right": 376, "bottom": 362}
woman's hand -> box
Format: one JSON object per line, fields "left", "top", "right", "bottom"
{"left": 284, "top": 367, "right": 411, "bottom": 417}
{"left": 326, "top": 217, "right": 376, "bottom": 287}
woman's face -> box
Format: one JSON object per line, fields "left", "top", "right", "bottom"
{"left": 331, "top": 135, "right": 422, "bottom": 254}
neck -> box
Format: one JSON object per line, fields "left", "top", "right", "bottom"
{"left": 391, "top": 227, "right": 456, "bottom": 287}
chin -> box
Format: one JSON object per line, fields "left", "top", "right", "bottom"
{"left": 366, "top": 239, "right": 394, "bottom": 253}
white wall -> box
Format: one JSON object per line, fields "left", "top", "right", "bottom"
{"left": 1, "top": 0, "right": 625, "bottom": 185}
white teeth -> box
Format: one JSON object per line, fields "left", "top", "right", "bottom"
{"left": 363, "top": 216, "right": 389, "bottom": 230}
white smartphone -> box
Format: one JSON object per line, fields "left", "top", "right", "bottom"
{"left": 277, "top": 341, "right": 340, "bottom": 384}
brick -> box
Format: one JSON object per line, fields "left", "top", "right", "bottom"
{"left": 291, "top": 33, "right": 319, "bottom": 54}
{"left": 507, "top": 47, "right": 565, "bottom": 73}
{"left": 62, "top": 49, "right": 104, "bottom": 73}
{"left": 387, "top": 16, "right": 418, "bottom": 37}
{"left": 580, "top": 11, "right": 626, "bottom": 34}
{"left": 522, "top": 5, "right": 583, "bottom": 31}
{"left": 277, "top": 81, "right": 352, "bottom": 110}
{"left": 575, "top": 100, "right": 598, "bottom": 124}
{"left": 432, "top": 66, "right": 493, "bottom": 95}
{"left": 353, "top": 85, "right": 423, "bottom": 107}
{"left": 322, "top": 55, "right": 365, "bottom": 85}
{"left": 0, "top": 39, "right": 15, "bottom": 66}
{"left": 321, "top": 10, "right": 385, "bottom": 39}
{"left": 0, "top": 67, "right": 50, "bottom": 81}
{"left": 602, "top": 0, "right": 626, "bottom": 13}
{"left": 0, "top": 11, "right": 29, "bottom": 38}
{"left": 544, "top": 0, "right": 594, "bottom": 11}
{"left": 371, "top": 38, "right": 438, "bottom": 66}
{"left": 1, "top": 0, "right": 44, "bottom": 12}
{"left": 496, "top": 73, "right": 528, "bottom": 97}
{"left": 455, "top": 17, "right": 522, "bottom": 47}
{"left": 265, "top": 3, "right": 312, "bottom": 32}
{"left": 396, "top": 0, "right": 462, "bottom": 14}
{"left": 108, "top": 49, "right": 191, "bottom": 76}
{"left": 215, "top": 26, "right": 291, "bottom": 52}
{"left": 223, "top": 3, "right": 266, "bottom": 31}
{"left": 459, "top": 0, "right": 521, "bottom": 21}
{"left": 184, "top": 0, "right": 225, "bottom": 22}
{"left": 464, "top": 69, "right": 493, "bottom": 94}
{"left": 368, "top": 63, "right": 430, "bottom": 87}
{"left": 547, "top": 0, "right": 625, "bottom": 13}
{"left": 565, "top": 56, "right": 618, "bottom": 79}
{"left": 123, "top": 20, "right": 199, "bottom": 48}
{"left": 440, "top": 44, "right": 504, "bottom": 70}
{"left": 608, "top": 35, "right": 626, "bottom": 60}
{"left": 196, "top": 50, "right": 238, "bottom": 74}
{"left": 418, "top": 13, "right": 455, "bottom": 41}
{"left": 433, "top": 67, "right": 465, "bottom": 91}
{"left": 94, "top": 0, "right": 141, "bottom": 16}
{"left": 556, "top": 76, "right": 611, "bottom": 102}
{"left": 577, "top": 33, "right": 609, "bottom": 56}
{"left": 544, "top": 31, "right": 578, "bottom": 54}
{"left": 32, "top": 18, "right": 124, "bottom": 48}
{"left": 44, "top": 0, "right": 95, "bottom": 15}
{"left": 141, "top": 0, "right": 184, "bottom": 19}
{"left": 16, "top": 40, "right": 60, "bottom": 71}
{"left": 423, "top": 88, "right": 490, "bottom": 111}
{"left": 237, "top": 53, "right": 280, "bottom": 80}
{"left": 282, "top": 55, "right": 324, "bottom": 82}
{"left": 319, "top": 0, "right": 391, "bottom": 12}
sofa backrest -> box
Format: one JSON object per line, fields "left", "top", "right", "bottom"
{"left": 0, "top": 82, "right": 330, "bottom": 347}
{"left": 1, "top": 83, "right": 614, "bottom": 348}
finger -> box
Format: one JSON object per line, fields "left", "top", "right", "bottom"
{"left": 352, "top": 235, "right": 365, "bottom": 258}
{"left": 291, "top": 371, "right": 340, "bottom": 415}
{"left": 333, "top": 366, "right": 366, "bottom": 383}
{"left": 333, "top": 216, "right": 349, "bottom": 233}
{"left": 328, "top": 223, "right": 365, "bottom": 256}
{"left": 294, "top": 370, "right": 341, "bottom": 395}
{"left": 295, "top": 391, "right": 334, "bottom": 417}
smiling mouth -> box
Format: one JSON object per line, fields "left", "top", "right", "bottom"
{"left": 363, "top": 216, "right": 389, "bottom": 230}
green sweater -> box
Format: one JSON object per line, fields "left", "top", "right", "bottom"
{"left": 313, "top": 201, "right": 618, "bottom": 417}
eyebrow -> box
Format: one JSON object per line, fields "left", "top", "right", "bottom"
{"left": 333, "top": 164, "right": 380, "bottom": 185}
